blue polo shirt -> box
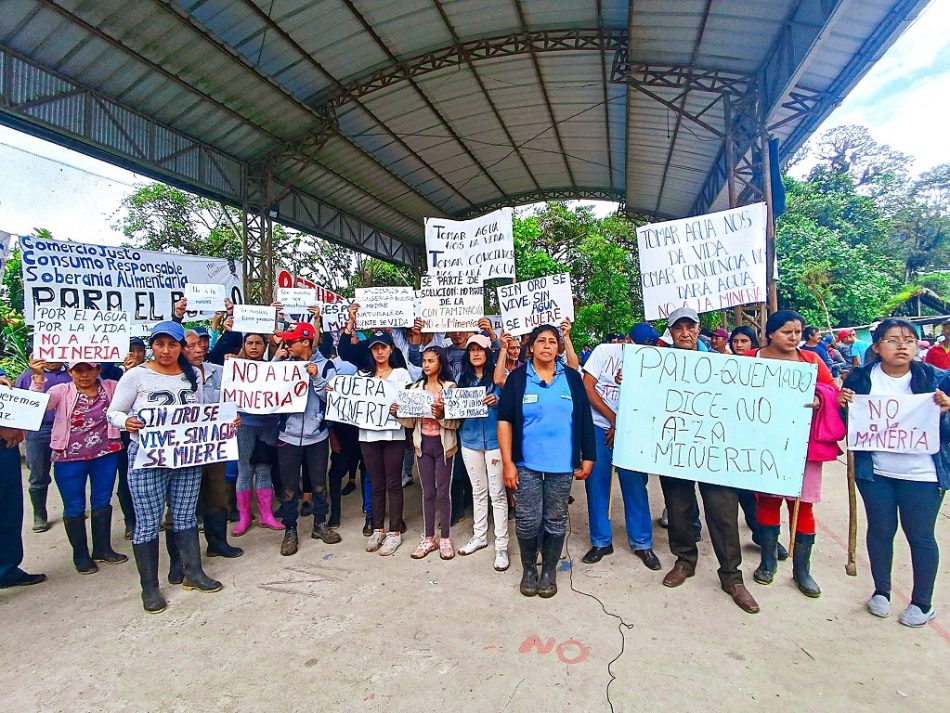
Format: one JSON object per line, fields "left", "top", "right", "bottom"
{"left": 517, "top": 362, "right": 574, "bottom": 473}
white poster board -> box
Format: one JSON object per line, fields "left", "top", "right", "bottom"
{"left": 133, "top": 402, "right": 238, "bottom": 469}
{"left": 497, "top": 273, "right": 574, "bottom": 337}
{"left": 32, "top": 308, "right": 130, "bottom": 362}
{"left": 418, "top": 274, "right": 483, "bottom": 332}
{"left": 184, "top": 283, "right": 226, "bottom": 312}
{"left": 424, "top": 208, "right": 515, "bottom": 280}
{"left": 325, "top": 375, "right": 401, "bottom": 430}
{"left": 396, "top": 390, "right": 434, "bottom": 418}
{"left": 220, "top": 358, "right": 309, "bottom": 414}
{"left": 231, "top": 305, "right": 276, "bottom": 333}
{"left": 847, "top": 393, "right": 940, "bottom": 454}
{"left": 20, "top": 235, "right": 243, "bottom": 325}
{"left": 354, "top": 287, "right": 415, "bottom": 329}
{"left": 276, "top": 287, "right": 318, "bottom": 313}
{"left": 321, "top": 300, "right": 355, "bottom": 333}
{"left": 444, "top": 387, "right": 488, "bottom": 419}
{"left": 0, "top": 388, "right": 50, "bottom": 431}
{"left": 636, "top": 203, "right": 767, "bottom": 320}
{"left": 613, "top": 346, "right": 816, "bottom": 497}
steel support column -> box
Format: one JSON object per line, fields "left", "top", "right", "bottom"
{"left": 243, "top": 171, "right": 276, "bottom": 304}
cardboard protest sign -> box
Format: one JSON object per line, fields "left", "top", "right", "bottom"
{"left": 444, "top": 387, "right": 487, "bottom": 419}
{"left": 32, "top": 308, "right": 130, "bottom": 362}
{"left": 231, "top": 305, "right": 276, "bottom": 333}
{"left": 0, "top": 388, "right": 50, "bottom": 431}
{"left": 321, "top": 300, "right": 355, "bottom": 333}
{"left": 613, "top": 346, "right": 816, "bottom": 497}
{"left": 424, "top": 208, "right": 514, "bottom": 280}
{"left": 184, "top": 283, "right": 226, "bottom": 312}
{"left": 497, "top": 273, "right": 574, "bottom": 337}
{"left": 133, "top": 402, "right": 238, "bottom": 469}
{"left": 847, "top": 393, "right": 940, "bottom": 454}
{"left": 396, "top": 390, "right": 434, "bottom": 418}
{"left": 325, "top": 375, "right": 401, "bottom": 430}
{"left": 354, "top": 287, "right": 415, "bottom": 329}
{"left": 276, "top": 287, "right": 318, "bottom": 313}
{"left": 418, "top": 274, "right": 483, "bottom": 332}
{"left": 220, "top": 358, "right": 309, "bottom": 414}
{"left": 20, "top": 235, "right": 242, "bottom": 325}
{"left": 636, "top": 203, "right": 767, "bottom": 320}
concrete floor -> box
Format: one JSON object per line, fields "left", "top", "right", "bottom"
{"left": 1, "top": 456, "right": 947, "bottom": 713}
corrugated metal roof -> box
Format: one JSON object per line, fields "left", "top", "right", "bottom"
{"left": 0, "top": 0, "right": 933, "bottom": 254}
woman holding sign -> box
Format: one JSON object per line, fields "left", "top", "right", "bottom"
{"left": 399, "top": 346, "right": 461, "bottom": 560}
{"left": 840, "top": 318, "right": 950, "bottom": 627}
{"left": 498, "top": 325, "right": 595, "bottom": 599}
{"left": 108, "top": 321, "right": 222, "bottom": 614}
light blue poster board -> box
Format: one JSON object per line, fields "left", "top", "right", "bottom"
{"left": 612, "top": 346, "right": 817, "bottom": 498}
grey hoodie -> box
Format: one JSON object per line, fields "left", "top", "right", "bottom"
{"left": 277, "top": 351, "right": 335, "bottom": 446}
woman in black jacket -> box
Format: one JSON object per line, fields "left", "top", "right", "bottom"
{"left": 498, "top": 324, "right": 595, "bottom": 599}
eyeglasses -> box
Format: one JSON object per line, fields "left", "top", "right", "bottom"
{"left": 879, "top": 338, "right": 917, "bottom": 347}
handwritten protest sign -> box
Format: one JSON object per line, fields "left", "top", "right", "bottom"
{"left": 445, "top": 387, "right": 488, "bottom": 419}
{"left": 33, "top": 308, "right": 130, "bottom": 362}
{"left": 613, "top": 346, "right": 816, "bottom": 497}
{"left": 354, "top": 287, "right": 415, "bottom": 329}
{"left": 397, "top": 390, "right": 434, "bottom": 418}
{"left": 220, "top": 358, "right": 309, "bottom": 414}
{"left": 184, "top": 283, "right": 226, "bottom": 312}
{"left": 20, "top": 235, "right": 242, "bottom": 325}
{"left": 0, "top": 388, "right": 50, "bottom": 431}
{"left": 325, "top": 375, "right": 401, "bottom": 430}
{"left": 321, "top": 300, "right": 355, "bottom": 333}
{"left": 133, "top": 402, "right": 238, "bottom": 469}
{"left": 497, "top": 273, "right": 574, "bottom": 337}
{"left": 276, "top": 270, "right": 344, "bottom": 304}
{"left": 637, "top": 203, "right": 767, "bottom": 320}
{"left": 424, "top": 208, "right": 514, "bottom": 280}
{"left": 276, "top": 287, "right": 317, "bottom": 313}
{"left": 418, "top": 274, "right": 483, "bottom": 332}
{"left": 847, "top": 393, "right": 940, "bottom": 454}
{"left": 231, "top": 304, "right": 276, "bottom": 333}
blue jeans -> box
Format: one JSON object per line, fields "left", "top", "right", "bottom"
{"left": 857, "top": 474, "right": 944, "bottom": 611}
{"left": 585, "top": 425, "right": 653, "bottom": 549}
{"left": 53, "top": 452, "right": 120, "bottom": 518}
{"left": 0, "top": 443, "right": 28, "bottom": 585}
{"left": 515, "top": 467, "right": 573, "bottom": 539}
{"left": 24, "top": 425, "right": 53, "bottom": 491}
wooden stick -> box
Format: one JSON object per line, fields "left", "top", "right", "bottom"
{"left": 846, "top": 452, "right": 858, "bottom": 576}
{"left": 788, "top": 497, "right": 801, "bottom": 559}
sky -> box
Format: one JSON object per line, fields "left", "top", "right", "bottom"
{"left": 0, "top": 0, "right": 948, "bottom": 245}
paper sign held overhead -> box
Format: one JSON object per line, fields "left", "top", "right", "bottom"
{"left": 231, "top": 304, "right": 277, "bottom": 333}
{"left": 0, "top": 388, "right": 50, "bottom": 431}
{"left": 418, "top": 274, "right": 483, "bottom": 332}
{"left": 276, "top": 287, "right": 318, "bottom": 313}
{"left": 133, "top": 402, "right": 238, "bottom": 469}
{"left": 497, "top": 273, "right": 574, "bottom": 337}
{"left": 636, "top": 203, "right": 767, "bottom": 320}
{"left": 424, "top": 208, "right": 514, "bottom": 280}
{"left": 33, "top": 308, "right": 130, "bottom": 362}
{"left": 354, "top": 287, "right": 415, "bottom": 329}
{"left": 612, "top": 346, "right": 816, "bottom": 497}
{"left": 847, "top": 393, "right": 940, "bottom": 454}
{"left": 184, "top": 283, "right": 226, "bottom": 312}
{"left": 325, "top": 375, "right": 401, "bottom": 431}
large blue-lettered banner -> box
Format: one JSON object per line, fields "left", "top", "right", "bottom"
{"left": 612, "top": 346, "right": 816, "bottom": 498}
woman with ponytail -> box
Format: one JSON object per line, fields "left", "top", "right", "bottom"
{"left": 108, "top": 321, "right": 223, "bottom": 614}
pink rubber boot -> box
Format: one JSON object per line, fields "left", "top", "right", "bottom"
{"left": 256, "top": 490, "right": 284, "bottom": 530}
{"left": 232, "top": 490, "right": 253, "bottom": 537}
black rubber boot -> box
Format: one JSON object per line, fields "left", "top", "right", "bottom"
{"left": 176, "top": 527, "right": 222, "bottom": 593}
{"left": 90, "top": 507, "right": 128, "bottom": 564}
{"left": 63, "top": 516, "right": 98, "bottom": 574}
{"left": 537, "top": 533, "right": 565, "bottom": 599}
{"left": 29, "top": 488, "right": 50, "bottom": 532}
{"left": 165, "top": 530, "right": 183, "bottom": 585}
{"left": 328, "top": 475, "right": 342, "bottom": 528}
{"left": 793, "top": 532, "right": 821, "bottom": 598}
{"left": 753, "top": 524, "right": 779, "bottom": 585}
{"left": 132, "top": 539, "right": 167, "bottom": 614}
{"left": 518, "top": 536, "right": 539, "bottom": 597}
{"left": 777, "top": 540, "right": 789, "bottom": 561}
{"left": 204, "top": 512, "right": 244, "bottom": 558}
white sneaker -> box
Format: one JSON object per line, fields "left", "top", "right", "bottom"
{"left": 866, "top": 594, "right": 891, "bottom": 618}
{"left": 458, "top": 537, "right": 488, "bottom": 556}
{"left": 493, "top": 550, "right": 510, "bottom": 571}
{"left": 899, "top": 604, "right": 935, "bottom": 628}
{"left": 378, "top": 532, "right": 402, "bottom": 556}
{"left": 366, "top": 529, "right": 386, "bottom": 552}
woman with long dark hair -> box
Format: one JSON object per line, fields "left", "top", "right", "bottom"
{"left": 456, "top": 335, "right": 509, "bottom": 570}
{"left": 728, "top": 326, "right": 759, "bottom": 355}
{"left": 498, "top": 325, "right": 595, "bottom": 599}
{"left": 108, "top": 322, "right": 222, "bottom": 613}
{"left": 840, "top": 318, "right": 950, "bottom": 627}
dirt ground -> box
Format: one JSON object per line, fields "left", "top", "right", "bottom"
{"left": 1, "top": 454, "right": 947, "bottom": 713}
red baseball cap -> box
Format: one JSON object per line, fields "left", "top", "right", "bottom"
{"left": 276, "top": 323, "right": 316, "bottom": 342}
{"left": 837, "top": 328, "right": 854, "bottom": 340}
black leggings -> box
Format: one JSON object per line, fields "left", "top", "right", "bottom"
{"left": 360, "top": 439, "right": 406, "bottom": 532}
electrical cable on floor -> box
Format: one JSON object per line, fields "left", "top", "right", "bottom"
{"left": 564, "top": 511, "right": 635, "bottom": 713}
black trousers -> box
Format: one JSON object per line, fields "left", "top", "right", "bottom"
{"left": 659, "top": 476, "right": 743, "bottom": 587}
{"left": 278, "top": 440, "right": 330, "bottom": 529}
{"left": 198, "top": 462, "right": 230, "bottom": 516}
